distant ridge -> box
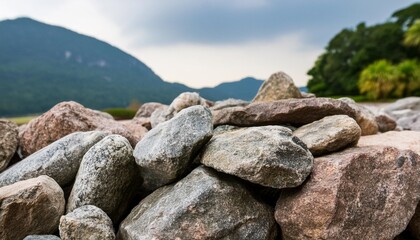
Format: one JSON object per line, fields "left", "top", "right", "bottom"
{"left": 0, "top": 17, "right": 265, "bottom": 116}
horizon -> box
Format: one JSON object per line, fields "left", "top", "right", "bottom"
{"left": 0, "top": 0, "right": 418, "bottom": 88}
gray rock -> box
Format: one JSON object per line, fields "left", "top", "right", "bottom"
{"left": 0, "top": 131, "right": 108, "bottom": 188}
{"left": 375, "top": 113, "right": 397, "bottom": 132}
{"left": 200, "top": 126, "right": 313, "bottom": 189}
{"left": 339, "top": 97, "right": 378, "bottom": 135}
{"left": 253, "top": 71, "right": 302, "bottom": 102}
{"left": 0, "top": 175, "right": 65, "bottom": 240}
{"left": 293, "top": 115, "right": 361, "bottom": 156}
{"left": 384, "top": 97, "right": 420, "bottom": 112}
{"left": 398, "top": 113, "right": 420, "bottom": 131}
{"left": 118, "top": 166, "right": 277, "bottom": 240}
{"left": 210, "top": 98, "right": 249, "bottom": 111}
{"left": 24, "top": 235, "right": 61, "bottom": 240}
{"left": 67, "top": 135, "right": 137, "bottom": 222}
{"left": 134, "top": 106, "right": 213, "bottom": 191}
{"left": 150, "top": 92, "right": 210, "bottom": 127}
{"left": 59, "top": 205, "right": 115, "bottom": 240}
{"left": 275, "top": 146, "right": 420, "bottom": 240}
{"left": 134, "top": 102, "right": 167, "bottom": 118}
{"left": 0, "top": 119, "right": 18, "bottom": 172}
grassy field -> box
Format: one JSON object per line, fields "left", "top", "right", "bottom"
{"left": 6, "top": 115, "right": 38, "bottom": 125}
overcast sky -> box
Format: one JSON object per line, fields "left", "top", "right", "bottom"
{"left": 0, "top": 0, "right": 418, "bottom": 88}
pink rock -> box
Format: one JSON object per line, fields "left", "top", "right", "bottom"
{"left": 357, "top": 131, "right": 420, "bottom": 155}
{"left": 20, "top": 101, "right": 147, "bottom": 156}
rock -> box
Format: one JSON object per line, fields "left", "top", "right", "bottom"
{"left": 20, "top": 101, "right": 144, "bottom": 156}
{"left": 210, "top": 98, "right": 249, "bottom": 111}
{"left": 339, "top": 97, "right": 379, "bottom": 135}
{"left": 384, "top": 97, "right": 420, "bottom": 112}
{"left": 134, "top": 106, "right": 213, "bottom": 191}
{"left": 0, "top": 175, "right": 65, "bottom": 240}
{"left": 301, "top": 92, "right": 316, "bottom": 98}
{"left": 0, "top": 131, "right": 108, "bottom": 188}
{"left": 151, "top": 92, "right": 210, "bottom": 127}
{"left": 376, "top": 113, "right": 397, "bottom": 132}
{"left": 293, "top": 115, "right": 361, "bottom": 156}
{"left": 213, "top": 98, "right": 356, "bottom": 127}
{"left": 120, "top": 119, "right": 149, "bottom": 139}
{"left": 67, "top": 135, "right": 137, "bottom": 222}
{"left": 0, "top": 119, "right": 18, "bottom": 172}
{"left": 200, "top": 126, "right": 313, "bottom": 189}
{"left": 23, "top": 235, "right": 61, "bottom": 240}
{"left": 253, "top": 71, "right": 302, "bottom": 102}
{"left": 118, "top": 166, "right": 277, "bottom": 239}
{"left": 59, "top": 205, "right": 115, "bottom": 240}
{"left": 275, "top": 146, "right": 420, "bottom": 240}
{"left": 398, "top": 113, "right": 420, "bottom": 131}
{"left": 358, "top": 131, "right": 420, "bottom": 155}
{"left": 134, "top": 102, "right": 167, "bottom": 118}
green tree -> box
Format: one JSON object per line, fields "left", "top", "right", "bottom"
{"left": 404, "top": 19, "right": 420, "bottom": 47}
{"left": 358, "top": 60, "right": 400, "bottom": 100}
{"left": 397, "top": 60, "right": 420, "bottom": 96}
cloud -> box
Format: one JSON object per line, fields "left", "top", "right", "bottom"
{"left": 133, "top": 32, "right": 322, "bottom": 88}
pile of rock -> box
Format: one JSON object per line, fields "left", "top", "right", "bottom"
{"left": 0, "top": 71, "right": 419, "bottom": 239}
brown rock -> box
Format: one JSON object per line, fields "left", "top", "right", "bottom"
{"left": 134, "top": 102, "right": 167, "bottom": 118}
{"left": 120, "top": 118, "right": 149, "bottom": 138}
{"left": 376, "top": 113, "right": 397, "bottom": 132}
{"left": 0, "top": 175, "right": 65, "bottom": 240}
{"left": 358, "top": 131, "right": 420, "bottom": 155}
{"left": 408, "top": 206, "right": 420, "bottom": 239}
{"left": 20, "top": 101, "right": 147, "bottom": 156}
{"left": 340, "top": 97, "right": 379, "bottom": 135}
{"left": 253, "top": 71, "right": 302, "bottom": 102}
{"left": 293, "top": 115, "right": 361, "bottom": 156}
{"left": 0, "top": 119, "right": 18, "bottom": 172}
{"left": 213, "top": 98, "right": 356, "bottom": 127}
{"left": 275, "top": 146, "right": 420, "bottom": 240}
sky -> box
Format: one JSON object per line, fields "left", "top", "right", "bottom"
{"left": 0, "top": 0, "right": 418, "bottom": 88}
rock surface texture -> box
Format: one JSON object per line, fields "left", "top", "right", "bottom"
{"left": 0, "top": 176, "right": 65, "bottom": 240}
{"left": 275, "top": 146, "right": 420, "bottom": 240}
{"left": 340, "top": 97, "right": 379, "bottom": 135}
{"left": 60, "top": 205, "right": 115, "bottom": 240}
{"left": 358, "top": 131, "right": 420, "bottom": 155}
{"left": 384, "top": 97, "right": 420, "bottom": 131}
{"left": 200, "top": 126, "right": 313, "bottom": 188}
{"left": 0, "top": 131, "right": 108, "bottom": 188}
{"left": 134, "top": 102, "right": 167, "bottom": 118}
{"left": 134, "top": 106, "right": 213, "bottom": 191}
{"left": 23, "top": 235, "right": 61, "bottom": 240}
{"left": 253, "top": 71, "right": 302, "bottom": 102}
{"left": 0, "top": 119, "right": 18, "bottom": 172}
{"left": 375, "top": 113, "right": 397, "bottom": 132}
{"left": 293, "top": 115, "right": 361, "bottom": 156}
{"left": 118, "top": 166, "right": 277, "bottom": 240}
{"left": 213, "top": 98, "right": 357, "bottom": 127}
{"left": 67, "top": 135, "right": 137, "bottom": 222}
{"left": 20, "top": 101, "right": 147, "bottom": 156}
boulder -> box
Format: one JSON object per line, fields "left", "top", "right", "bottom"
{"left": 150, "top": 92, "right": 210, "bottom": 127}
{"left": 253, "top": 71, "right": 302, "bottom": 102}
{"left": 384, "top": 97, "right": 420, "bottom": 112}
{"left": 20, "top": 101, "right": 146, "bottom": 156}
{"left": 293, "top": 115, "right": 361, "bottom": 156}
{"left": 0, "top": 119, "right": 18, "bottom": 172}
{"left": 0, "top": 176, "right": 65, "bottom": 240}
{"left": 200, "top": 126, "right": 313, "bottom": 189}
{"left": 375, "top": 113, "right": 397, "bottom": 132}
{"left": 339, "top": 97, "right": 378, "bottom": 135}
{"left": 397, "top": 114, "right": 420, "bottom": 131}
{"left": 134, "top": 102, "right": 167, "bottom": 118}
{"left": 59, "top": 205, "right": 115, "bottom": 240}
{"left": 120, "top": 118, "right": 149, "bottom": 138}
{"left": 358, "top": 131, "right": 420, "bottom": 155}
{"left": 213, "top": 98, "right": 356, "bottom": 127}
{"left": 275, "top": 146, "right": 420, "bottom": 240}
{"left": 118, "top": 166, "right": 277, "bottom": 239}
{"left": 383, "top": 97, "right": 420, "bottom": 131}
{"left": 23, "top": 235, "right": 61, "bottom": 240}
{"left": 0, "top": 131, "right": 108, "bottom": 188}
{"left": 67, "top": 135, "right": 137, "bottom": 222}
{"left": 134, "top": 106, "right": 213, "bottom": 191}
{"left": 210, "top": 98, "right": 249, "bottom": 111}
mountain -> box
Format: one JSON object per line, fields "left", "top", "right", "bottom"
{"left": 199, "top": 77, "right": 263, "bottom": 101}
{"left": 0, "top": 17, "right": 264, "bottom": 116}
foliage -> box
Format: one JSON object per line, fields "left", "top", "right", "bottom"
{"left": 6, "top": 115, "right": 37, "bottom": 125}
{"left": 397, "top": 60, "right": 420, "bottom": 96}
{"left": 103, "top": 108, "right": 136, "bottom": 120}
{"left": 404, "top": 19, "right": 420, "bottom": 47}
{"left": 308, "top": 3, "right": 420, "bottom": 97}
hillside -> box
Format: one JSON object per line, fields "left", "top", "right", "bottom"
{"left": 199, "top": 77, "right": 263, "bottom": 101}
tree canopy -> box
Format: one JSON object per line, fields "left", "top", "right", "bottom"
{"left": 307, "top": 3, "right": 420, "bottom": 97}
